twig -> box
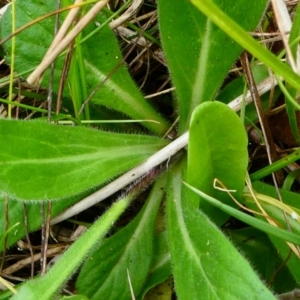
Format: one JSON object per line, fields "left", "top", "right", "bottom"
{"left": 40, "top": 203, "right": 52, "bottom": 276}
{"left": 56, "top": 40, "right": 74, "bottom": 116}
{"left": 109, "top": 0, "right": 143, "bottom": 29}
{"left": 0, "top": 195, "right": 9, "bottom": 273}
{"left": 45, "top": 0, "right": 82, "bottom": 58}
{"left": 240, "top": 52, "right": 281, "bottom": 179}
{"left": 145, "top": 87, "right": 175, "bottom": 99}
{"left": 22, "top": 203, "right": 34, "bottom": 279}
{"left": 2, "top": 246, "right": 65, "bottom": 275}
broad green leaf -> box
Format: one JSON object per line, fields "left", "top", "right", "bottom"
{"left": 11, "top": 195, "right": 131, "bottom": 300}
{"left": 76, "top": 175, "right": 167, "bottom": 299}
{"left": 80, "top": 14, "right": 169, "bottom": 135}
{"left": 187, "top": 101, "right": 248, "bottom": 225}
{"left": 0, "top": 119, "right": 167, "bottom": 201}
{"left": 167, "top": 160, "right": 276, "bottom": 299}
{"left": 1, "top": 1, "right": 169, "bottom": 135}
{"left": 158, "top": 0, "right": 268, "bottom": 132}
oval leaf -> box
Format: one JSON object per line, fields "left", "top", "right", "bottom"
{"left": 167, "top": 161, "right": 276, "bottom": 299}
{"left": 158, "top": 0, "right": 268, "bottom": 132}
{"left": 187, "top": 101, "right": 248, "bottom": 225}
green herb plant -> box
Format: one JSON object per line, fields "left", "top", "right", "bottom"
{"left": 0, "top": 0, "right": 300, "bottom": 299}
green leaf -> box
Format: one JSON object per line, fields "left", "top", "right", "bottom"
{"left": 0, "top": 119, "right": 167, "bottom": 201}
{"left": 158, "top": 0, "right": 268, "bottom": 132}
{"left": 187, "top": 101, "right": 248, "bottom": 225}
{"left": 11, "top": 195, "right": 131, "bottom": 300}
{"left": 167, "top": 160, "right": 276, "bottom": 299}
{"left": 80, "top": 14, "right": 169, "bottom": 135}
{"left": 1, "top": 0, "right": 169, "bottom": 135}
{"left": 76, "top": 175, "right": 167, "bottom": 299}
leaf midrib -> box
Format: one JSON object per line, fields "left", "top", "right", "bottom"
{"left": 1, "top": 147, "right": 150, "bottom": 165}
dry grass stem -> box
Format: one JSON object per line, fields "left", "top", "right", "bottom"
{"left": 27, "top": 0, "right": 109, "bottom": 85}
